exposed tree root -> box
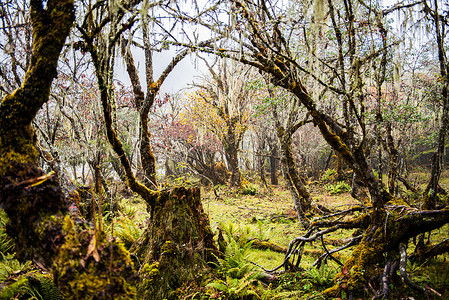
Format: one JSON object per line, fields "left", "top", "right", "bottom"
{"left": 251, "top": 202, "right": 449, "bottom": 298}
{"left": 399, "top": 243, "right": 427, "bottom": 294}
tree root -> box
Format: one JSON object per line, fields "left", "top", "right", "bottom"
{"left": 250, "top": 203, "right": 449, "bottom": 298}
{"left": 399, "top": 243, "right": 427, "bottom": 294}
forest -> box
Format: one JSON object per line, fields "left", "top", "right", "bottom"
{"left": 0, "top": 0, "right": 448, "bottom": 299}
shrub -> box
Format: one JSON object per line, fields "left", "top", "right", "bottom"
{"left": 241, "top": 183, "right": 258, "bottom": 195}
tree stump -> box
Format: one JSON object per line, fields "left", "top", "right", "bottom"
{"left": 131, "top": 186, "right": 218, "bottom": 299}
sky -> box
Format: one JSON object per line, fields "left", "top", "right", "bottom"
{"left": 115, "top": 47, "right": 206, "bottom": 95}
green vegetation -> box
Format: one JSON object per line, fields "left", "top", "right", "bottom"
{"left": 324, "top": 181, "right": 352, "bottom": 195}
{"left": 0, "top": 210, "right": 62, "bottom": 300}
{"left": 1, "top": 170, "right": 449, "bottom": 299}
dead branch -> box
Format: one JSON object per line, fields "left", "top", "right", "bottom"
{"left": 312, "top": 234, "right": 363, "bottom": 268}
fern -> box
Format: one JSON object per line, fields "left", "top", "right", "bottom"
{"left": 0, "top": 253, "right": 32, "bottom": 281}
{"left": 27, "top": 273, "right": 63, "bottom": 300}
{"left": 303, "top": 265, "right": 336, "bottom": 287}
{"left": 0, "top": 272, "right": 61, "bottom": 300}
{"left": 256, "top": 220, "right": 271, "bottom": 241}
{"left": 113, "top": 215, "right": 144, "bottom": 249}
{"left": 207, "top": 273, "right": 261, "bottom": 299}
{"left": 324, "top": 181, "right": 351, "bottom": 195}
{"left": 0, "top": 210, "right": 13, "bottom": 255}
{"left": 214, "top": 236, "right": 259, "bottom": 280}
{"left": 320, "top": 169, "right": 336, "bottom": 182}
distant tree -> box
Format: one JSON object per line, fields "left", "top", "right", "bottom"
{"left": 187, "top": 58, "right": 256, "bottom": 186}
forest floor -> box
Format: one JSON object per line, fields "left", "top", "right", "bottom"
{"left": 1, "top": 170, "right": 449, "bottom": 299}
{"left": 198, "top": 170, "right": 449, "bottom": 299}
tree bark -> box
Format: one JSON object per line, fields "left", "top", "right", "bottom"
{"left": 223, "top": 123, "right": 242, "bottom": 187}
{"left": 131, "top": 187, "right": 218, "bottom": 299}
{"left": 277, "top": 126, "right": 312, "bottom": 224}
{"left": 270, "top": 142, "right": 279, "bottom": 185}
{"left": 384, "top": 123, "right": 399, "bottom": 196}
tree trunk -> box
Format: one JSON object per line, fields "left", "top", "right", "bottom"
{"left": 278, "top": 128, "right": 312, "bottom": 224}
{"left": 224, "top": 140, "right": 242, "bottom": 187}
{"left": 424, "top": 0, "right": 449, "bottom": 209}
{"left": 336, "top": 154, "right": 345, "bottom": 181}
{"left": 91, "top": 161, "right": 102, "bottom": 194}
{"left": 270, "top": 143, "right": 279, "bottom": 185}
{"left": 0, "top": 2, "right": 137, "bottom": 299}
{"left": 425, "top": 83, "right": 449, "bottom": 209}
{"left": 139, "top": 109, "right": 158, "bottom": 189}
{"left": 384, "top": 123, "right": 399, "bottom": 196}
{"left": 131, "top": 187, "right": 218, "bottom": 299}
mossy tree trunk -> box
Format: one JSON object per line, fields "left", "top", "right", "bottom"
{"left": 0, "top": 1, "right": 137, "bottom": 299}
{"left": 131, "top": 187, "right": 218, "bottom": 299}
{"left": 385, "top": 122, "right": 399, "bottom": 196}
{"left": 269, "top": 139, "right": 279, "bottom": 185}
{"left": 223, "top": 120, "right": 243, "bottom": 187}
{"left": 0, "top": 0, "right": 74, "bottom": 269}
{"left": 277, "top": 125, "right": 312, "bottom": 224}
{"left": 268, "top": 84, "right": 313, "bottom": 224}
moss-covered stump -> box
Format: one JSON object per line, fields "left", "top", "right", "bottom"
{"left": 132, "top": 186, "right": 218, "bottom": 299}
{"left": 53, "top": 216, "right": 137, "bottom": 299}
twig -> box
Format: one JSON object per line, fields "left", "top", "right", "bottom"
{"left": 312, "top": 206, "right": 368, "bottom": 221}
{"left": 320, "top": 234, "right": 343, "bottom": 266}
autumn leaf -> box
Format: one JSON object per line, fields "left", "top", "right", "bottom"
{"left": 85, "top": 234, "right": 101, "bottom": 263}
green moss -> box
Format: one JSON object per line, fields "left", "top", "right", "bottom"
{"left": 161, "top": 240, "right": 178, "bottom": 255}
{"left": 53, "top": 217, "right": 137, "bottom": 299}
{"left": 134, "top": 187, "right": 218, "bottom": 299}
{"left": 143, "top": 262, "right": 159, "bottom": 278}
{"left": 327, "top": 221, "right": 386, "bottom": 298}
{"left": 0, "top": 276, "right": 28, "bottom": 299}
{"left": 386, "top": 197, "right": 410, "bottom": 207}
